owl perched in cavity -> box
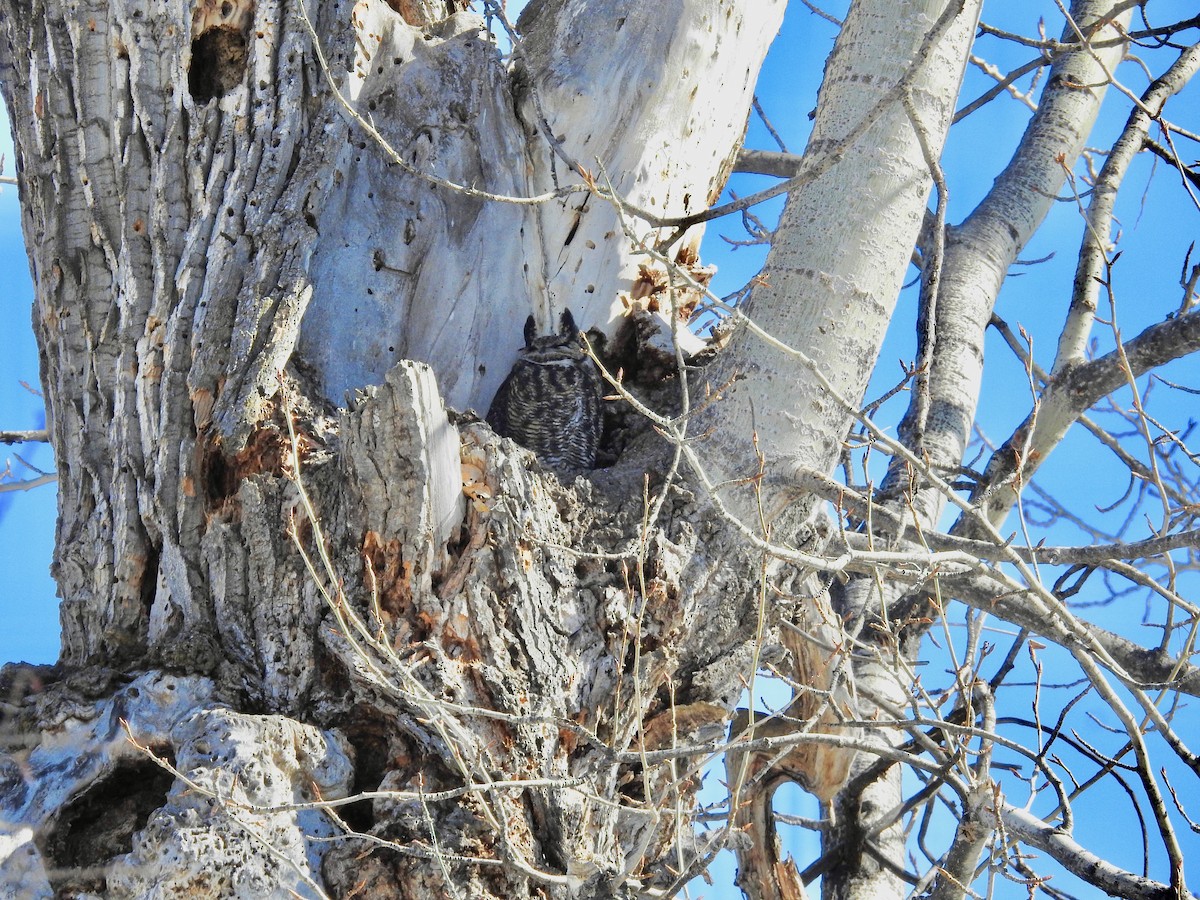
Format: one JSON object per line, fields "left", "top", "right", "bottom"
{"left": 487, "top": 310, "right": 604, "bottom": 471}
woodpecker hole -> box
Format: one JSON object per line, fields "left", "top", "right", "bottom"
{"left": 189, "top": 26, "right": 249, "bottom": 103}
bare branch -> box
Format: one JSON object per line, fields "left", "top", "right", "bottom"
{"left": 0, "top": 429, "right": 49, "bottom": 444}
{"left": 1000, "top": 804, "right": 1188, "bottom": 900}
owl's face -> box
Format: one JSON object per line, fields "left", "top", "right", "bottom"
{"left": 520, "top": 335, "right": 583, "bottom": 365}
{"left": 518, "top": 311, "right": 585, "bottom": 365}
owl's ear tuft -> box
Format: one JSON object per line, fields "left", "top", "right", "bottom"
{"left": 523, "top": 315, "right": 537, "bottom": 347}
{"left": 559, "top": 309, "right": 578, "bottom": 337}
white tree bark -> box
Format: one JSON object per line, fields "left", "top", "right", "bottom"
{"left": 699, "top": 0, "right": 980, "bottom": 527}
{"left": 690, "top": 5, "right": 981, "bottom": 896}
{"left": 300, "top": 0, "right": 784, "bottom": 412}
{"left": 902, "top": 0, "right": 1133, "bottom": 525}
{"left": 816, "top": 7, "right": 1133, "bottom": 899}
{"left": 967, "top": 35, "right": 1200, "bottom": 532}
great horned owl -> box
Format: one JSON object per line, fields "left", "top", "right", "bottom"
{"left": 487, "top": 310, "right": 604, "bottom": 471}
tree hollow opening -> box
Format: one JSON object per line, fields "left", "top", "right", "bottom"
{"left": 189, "top": 26, "right": 248, "bottom": 103}
{"left": 38, "top": 752, "right": 176, "bottom": 896}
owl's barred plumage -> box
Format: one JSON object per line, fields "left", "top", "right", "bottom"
{"left": 487, "top": 310, "right": 604, "bottom": 471}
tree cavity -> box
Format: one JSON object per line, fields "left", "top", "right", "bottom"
{"left": 188, "top": 0, "right": 255, "bottom": 103}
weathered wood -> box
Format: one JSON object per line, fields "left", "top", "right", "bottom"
{"left": 301, "top": 0, "right": 784, "bottom": 413}
{"left": 0, "top": 672, "right": 352, "bottom": 898}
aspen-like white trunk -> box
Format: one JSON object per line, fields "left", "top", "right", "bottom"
{"left": 699, "top": 0, "right": 980, "bottom": 527}
{"left": 905, "top": 1, "right": 1133, "bottom": 527}
{"left": 691, "top": 4, "right": 983, "bottom": 898}
{"left": 818, "top": 6, "right": 1132, "bottom": 899}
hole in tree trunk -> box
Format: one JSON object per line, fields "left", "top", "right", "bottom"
{"left": 189, "top": 26, "right": 249, "bottom": 103}
{"left": 338, "top": 706, "right": 393, "bottom": 834}
{"left": 38, "top": 751, "right": 176, "bottom": 896}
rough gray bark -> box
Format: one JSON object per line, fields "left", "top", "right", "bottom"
{"left": 0, "top": 0, "right": 793, "bottom": 897}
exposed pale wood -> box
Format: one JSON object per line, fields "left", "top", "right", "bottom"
{"left": 726, "top": 742, "right": 810, "bottom": 900}
{"left": 298, "top": 6, "right": 539, "bottom": 413}
{"left": 300, "top": 0, "right": 783, "bottom": 414}
{"left": 514, "top": 0, "right": 785, "bottom": 340}
{"left": 0, "top": 673, "right": 352, "bottom": 898}
{"left": 341, "top": 360, "right": 464, "bottom": 562}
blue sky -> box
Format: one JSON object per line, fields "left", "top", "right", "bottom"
{"left": 0, "top": 116, "right": 58, "bottom": 666}
{"left": 1, "top": 1, "right": 1197, "bottom": 895}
